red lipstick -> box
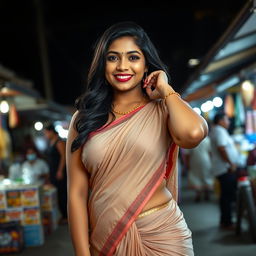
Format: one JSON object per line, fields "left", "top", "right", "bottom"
{"left": 114, "top": 74, "right": 133, "bottom": 82}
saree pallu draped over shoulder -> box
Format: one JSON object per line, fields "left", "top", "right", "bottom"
{"left": 82, "top": 100, "right": 194, "bottom": 256}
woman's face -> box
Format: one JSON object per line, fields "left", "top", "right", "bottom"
{"left": 105, "top": 36, "right": 147, "bottom": 92}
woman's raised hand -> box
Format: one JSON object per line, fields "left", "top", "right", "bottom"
{"left": 143, "top": 70, "right": 174, "bottom": 100}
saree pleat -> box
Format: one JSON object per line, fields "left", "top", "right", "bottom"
{"left": 82, "top": 100, "right": 193, "bottom": 255}
{"left": 115, "top": 198, "right": 193, "bottom": 256}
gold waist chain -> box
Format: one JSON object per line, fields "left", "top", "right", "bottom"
{"left": 137, "top": 201, "right": 170, "bottom": 219}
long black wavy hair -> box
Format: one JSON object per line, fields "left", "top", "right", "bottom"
{"left": 71, "top": 21, "right": 170, "bottom": 152}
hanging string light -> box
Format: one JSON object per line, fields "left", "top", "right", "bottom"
{"left": 241, "top": 80, "right": 254, "bottom": 107}
{"left": 0, "top": 100, "right": 9, "bottom": 113}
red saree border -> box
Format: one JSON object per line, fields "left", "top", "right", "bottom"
{"left": 88, "top": 103, "right": 150, "bottom": 141}
{"left": 165, "top": 143, "right": 178, "bottom": 179}
{"left": 99, "top": 143, "right": 177, "bottom": 256}
{"left": 100, "top": 159, "right": 166, "bottom": 256}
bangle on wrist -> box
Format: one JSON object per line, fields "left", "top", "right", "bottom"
{"left": 164, "top": 91, "right": 181, "bottom": 100}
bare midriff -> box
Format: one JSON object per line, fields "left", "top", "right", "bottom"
{"left": 141, "top": 179, "right": 172, "bottom": 212}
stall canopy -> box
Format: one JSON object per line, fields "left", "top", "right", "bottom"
{"left": 182, "top": 0, "right": 256, "bottom": 104}
{"left": 0, "top": 65, "right": 72, "bottom": 122}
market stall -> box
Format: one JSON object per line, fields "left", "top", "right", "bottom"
{"left": 181, "top": 0, "right": 256, "bottom": 241}
{"left": 0, "top": 65, "right": 72, "bottom": 253}
{"left": 0, "top": 65, "right": 72, "bottom": 174}
{"left": 0, "top": 180, "right": 57, "bottom": 253}
{"left": 181, "top": 0, "right": 256, "bottom": 159}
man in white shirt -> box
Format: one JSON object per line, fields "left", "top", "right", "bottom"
{"left": 21, "top": 147, "right": 49, "bottom": 185}
{"left": 210, "top": 112, "right": 239, "bottom": 229}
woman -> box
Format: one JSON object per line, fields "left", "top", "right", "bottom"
{"left": 66, "top": 22, "right": 208, "bottom": 256}
{"left": 44, "top": 123, "right": 68, "bottom": 225}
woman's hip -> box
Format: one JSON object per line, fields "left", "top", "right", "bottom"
{"left": 136, "top": 198, "right": 193, "bottom": 241}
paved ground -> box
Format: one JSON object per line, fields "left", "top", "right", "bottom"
{"left": 179, "top": 188, "right": 256, "bottom": 256}
{"left": 9, "top": 224, "right": 74, "bottom": 256}
{"left": 9, "top": 182, "right": 256, "bottom": 256}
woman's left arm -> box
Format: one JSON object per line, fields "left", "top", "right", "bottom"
{"left": 144, "top": 70, "right": 208, "bottom": 149}
{"left": 165, "top": 91, "right": 208, "bottom": 148}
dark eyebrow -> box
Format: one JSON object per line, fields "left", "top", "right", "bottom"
{"left": 127, "top": 50, "right": 142, "bottom": 55}
{"left": 106, "top": 50, "right": 142, "bottom": 55}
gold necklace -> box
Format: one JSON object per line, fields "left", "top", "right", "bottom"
{"left": 112, "top": 102, "right": 144, "bottom": 115}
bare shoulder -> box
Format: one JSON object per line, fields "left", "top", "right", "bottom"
{"left": 70, "top": 110, "right": 79, "bottom": 126}
{"left": 68, "top": 111, "right": 79, "bottom": 136}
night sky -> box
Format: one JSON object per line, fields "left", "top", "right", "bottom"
{"left": 0, "top": 0, "right": 246, "bottom": 106}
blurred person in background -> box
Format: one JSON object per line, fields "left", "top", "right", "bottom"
{"left": 8, "top": 153, "right": 23, "bottom": 181}
{"left": 44, "top": 123, "right": 68, "bottom": 225}
{"left": 184, "top": 136, "right": 213, "bottom": 202}
{"left": 246, "top": 144, "right": 256, "bottom": 166}
{"left": 210, "top": 112, "right": 239, "bottom": 229}
{"left": 21, "top": 146, "right": 49, "bottom": 185}
{"left": 21, "top": 134, "right": 37, "bottom": 159}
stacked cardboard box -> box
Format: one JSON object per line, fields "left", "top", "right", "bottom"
{"left": 41, "top": 186, "right": 58, "bottom": 235}
{"left": 0, "top": 221, "right": 24, "bottom": 254}
{"left": 0, "top": 184, "right": 44, "bottom": 249}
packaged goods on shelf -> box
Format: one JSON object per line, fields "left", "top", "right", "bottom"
{"left": 5, "top": 208, "right": 23, "bottom": 223}
{"left": 42, "top": 208, "right": 58, "bottom": 235}
{"left": 42, "top": 186, "right": 57, "bottom": 211}
{"left": 21, "top": 188, "right": 40, "bottom": 207}
{"left": 41, "top": 186, "right": 58, "bottom": 235}
{"left": 22, "top": 207, "right": 41, "bottom": 226}
{"left": 0, "top": 221, "right": 24, "bottom": 254}
{"left": 6, "top": 190, "right": 22, "bottom": 208}
{"left": 0, "top": 191, "right": 6, "bottom": 210}
{"left": 0, "top": 180, "right": 58, "bottom": 248}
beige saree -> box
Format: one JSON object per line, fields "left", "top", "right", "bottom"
{"left": 82, "top": 100, "right": 193, "bottom": 256}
